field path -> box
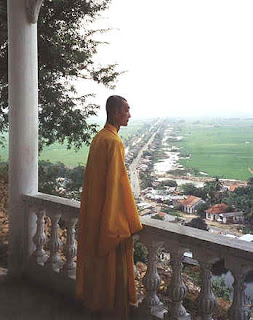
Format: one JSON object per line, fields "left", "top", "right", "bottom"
{"left": 248, "top": 167, "right": 253, "bottom": 175}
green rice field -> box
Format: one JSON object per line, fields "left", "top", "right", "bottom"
{"left": 177, "top": 120, "right": 253, "bottom": 181}
{"left": 0, "top": 119, "right": 148, "bottom": 167}
{"left": 1, "top": 118, "right": 253, "bottom": 181}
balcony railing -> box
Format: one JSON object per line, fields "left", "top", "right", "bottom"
{"left": 23, "top": 193, "right": 253, "bottom": 320}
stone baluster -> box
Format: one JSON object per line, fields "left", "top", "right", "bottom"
{"left": 61, "top": 214, "right": 78, "bottom": 277}
{"left": 193, "top": 249, "right": 219, "bottom": 320}
{"left": 225, "top": 256, "right": 252, "bottom": 320}
{"left": 139, "top": 236, "right": 164, "bottom": 317}
{"left": 45, "top": 211, "right": 62, "bottom": 272}
{"left": 165, "top": 246, "right": 190, "bottom": 320}
{"left": 31, "top": 209, "right": 48, "bottom": 264}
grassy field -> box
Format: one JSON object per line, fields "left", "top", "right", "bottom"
{"left": 177, "top": 119, "right": 253, "bottom": 180}
{"left": 1, "top": 118, "right": 253, "bottom": 180}
{"left": 0, "top": 119, "right": 148, "bottom": 167}
{"left": 39, "top": 119, "right": 147, "bottom": 166}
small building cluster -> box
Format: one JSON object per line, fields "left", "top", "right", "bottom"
{"left": 205, "top": 203, "right": 244, "bottom": 224}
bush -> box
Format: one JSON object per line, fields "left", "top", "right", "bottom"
{"left": 183, "top": 265, "right": 201, "bottom": 286}
{"left": 160, "top": 180, "right": 177, "bottom": 188}
{"left": 185, "top": 217, "right": 209, "bottom": 231}
{"left": 134, "top": 239, "right": 147, "bottom": 263}
{"left": 212, "top": 277, "right": 232, "bottom": 301}
{"left": 242, "top": 226, "right": 253, "bottom": 234}
{"left": 161, "top": 207, "right": 182, "bottom": 217}
{"left": 151, "top": 214, "right": 165, "bottom": 221}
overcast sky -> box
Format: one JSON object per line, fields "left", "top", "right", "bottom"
{"left": 77, "top": 0, "right": 253, "bottom": 120}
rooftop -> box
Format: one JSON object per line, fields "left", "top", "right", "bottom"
{"left": 181, "top": 195, "right": 202, "bottom": 207}
{"left": 206, "top": 203, "right": 228, "bottom": 214}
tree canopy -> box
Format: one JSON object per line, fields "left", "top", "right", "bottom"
{"left": 185, "top": 217, "right": 209, "bottom": 231}
{"left": 203, "top": 178, "right": 223, "bottom": 205}
{"left": 223, "top": 185, "right": 253, "bottom": 219}
{"left": 179, "top": 182, "right": 207, "bottom": 199}
{"left": 0, "top": 0, "right": 121, "bottom": 150}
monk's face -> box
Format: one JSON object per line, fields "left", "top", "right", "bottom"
{"left": 117, "top": 102, "right": 131, "bottom": 127}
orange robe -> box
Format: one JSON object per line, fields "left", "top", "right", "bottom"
{"left": 76, "top": 123, "right": 142, "bottom": 316}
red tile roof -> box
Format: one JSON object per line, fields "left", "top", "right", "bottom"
{"left": 229, "top": 184, "right": 243, "bottom": 192}
{"left": 206, "top": 203, "right": 228, "bottom": 214}
{"left": 181, "top": 195, "right": 202, "bottom": 207}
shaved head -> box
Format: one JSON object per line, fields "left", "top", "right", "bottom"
{"left": 106, "top": 95, "right": 131, "bottom": 130}
{"left": 106, "top": 95, "right": 127, "bottom": 118}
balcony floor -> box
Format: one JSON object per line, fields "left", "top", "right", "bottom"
{"left": 0, "top": 268, "right": 95, "bottom": 320}
{"left": 0, "top": 268, "right": 141, "bottom": 320}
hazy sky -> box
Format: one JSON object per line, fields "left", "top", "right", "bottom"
{"left": 77, "top": 0, "right": 253, "bottom": 120}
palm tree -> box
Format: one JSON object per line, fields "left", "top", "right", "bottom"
{"left": 204, "top": 178, "right": 223, "bottom": 205}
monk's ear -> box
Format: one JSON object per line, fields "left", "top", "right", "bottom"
{"left": 114, "top": 108, "right": 121, "bottom": 118}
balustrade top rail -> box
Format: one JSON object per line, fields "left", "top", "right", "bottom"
{"left": 141, "top": 218, "right": 253, "bottom": 261}
{"left": 23, "top": 193, "right": 79, "bottom": 216}
{"left": 23, "top": 192, "right": 253, "bottom": 262}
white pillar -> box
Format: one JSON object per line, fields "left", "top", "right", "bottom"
{"left": 8, "top": 0, "right": 39, "bottom": 275}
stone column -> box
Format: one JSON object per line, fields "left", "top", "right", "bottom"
{"left": 164, "top": 243, "right": 190, "bottom": 320}
{"left": 225, "top": 256, "right": 252, "bottom": 320}
{"left": 61, "top": 213, "right": 78, "bottom": 278}
{"left": 7, "top": 0, "right": 42, "bottom": 275}
{"left": 31, "top": 209, "right": 48, "bottom": 265}
{"left": 193, "top": 249, "right": 219, "bottom": 320}
{"left": 45, "top": 211, "right": 62, "bottom": 272}
{"left": 138, "top": 235, "right": 164, "bottom": 319}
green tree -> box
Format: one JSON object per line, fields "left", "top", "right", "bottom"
{"left": 180, "top": 183, "right": 198, "bottom": 195}
{"left": 196, "top": 202, "right": 208, "bottom": 218}
{"left": 203, "top": 178, "right": 223, "bottom": 205}
{"left": 179, "top": 183, "right": 206, "bottom": 198}
{"left": 185, "top": 217, "right": 209, "bottom": 231}
{"left": 223, "top": 186, "right": 253, "bottom": 220}
{"left": 0, "top": 0, "right": 121, "bottom": 149}
{"left": 67, "top": 164, "right": 84, "bottom": 191}
{"left": 134, "top": 239, "right": 147, "bottom": 263}
{"left": 38, "top": 160, "right": 84, "bottom": 200}
{"left": 247, "top": 177, "right": 253, "bottom": 187}
{"left": 160, "top": 179, "right": 178, "bottom": 188}
{"left": 38, "top": 160, "right": 68, "bottom": 196}
{"left": 212, "top": 277, "right": 232, "bottom": 301}
{"left": 139, "top": 171, "right": 154, "bottom": 189}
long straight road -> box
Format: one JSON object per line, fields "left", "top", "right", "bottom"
{"left": 129, "top": 121, "right": 161, "bottom": 198}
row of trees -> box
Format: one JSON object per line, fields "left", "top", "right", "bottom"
{"left": 179, "top": 178, "right": 223, "bottom": 205}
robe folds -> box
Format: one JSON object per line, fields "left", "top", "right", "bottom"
{"left": 76, "top": 122, "right": 142, "bottom": 314}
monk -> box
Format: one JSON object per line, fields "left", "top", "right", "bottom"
{"left": 76, "top": 95, "right": 142, "bottom": 319}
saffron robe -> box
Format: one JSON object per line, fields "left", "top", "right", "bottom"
{"left": 76, "top": 123, "right": 142, "bottom": 314}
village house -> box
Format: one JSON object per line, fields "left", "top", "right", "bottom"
{"left": 143, "top": 187, "right": 185, "bottom": 204}
{"left": 180, "top": 195, "right": 205, "bottom": 214}
{"left": 170, "top": 195, "right": 186, "bottom": 206}
{"left": 205, "top": 203, "right": 245, "bottom": 224}
{"left": 229, "top": 183, "right": 245, "bottom": 192}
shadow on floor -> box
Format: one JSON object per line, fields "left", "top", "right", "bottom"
{"left": 0, "top": 269, "right": 92, "bottom": 320}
